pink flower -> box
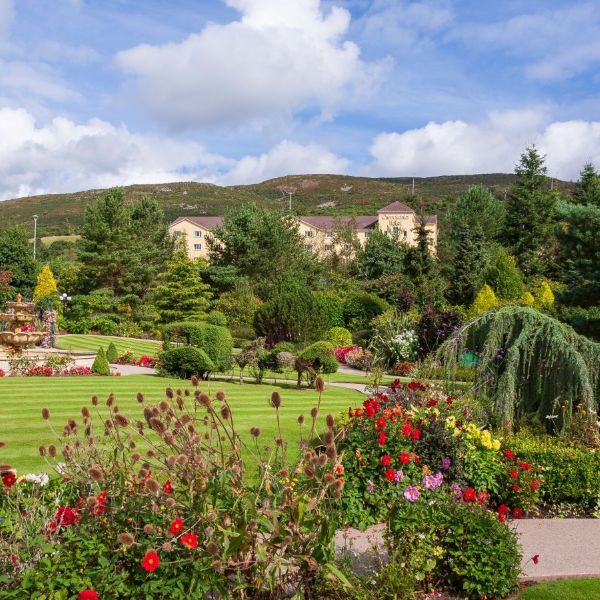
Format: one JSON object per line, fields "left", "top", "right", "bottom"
{"left": 403, "top": 486, "right": 420, "bottom": 502}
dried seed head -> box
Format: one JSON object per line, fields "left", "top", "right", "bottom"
{"left": 310, "top": 407, "right": 318, "bottom": 419}
{"left": 159, "top": 400, "right": 170, "bottom": 412}
{"left": 89, "top": 467, "right": 104, "bottom": 481}
{"left": 305, "top": 465, "right": 315, "bottom": 478}
{"left": 275, "top": 436, "right": 283, "bottom": 447}
{"left": 131, "top": 452, "right": 141, "bottom": 463}
{"left": 198, "top": 393, "right": 211, "bottom": 407}
{"left": 323, "top": 431, "right": 334, "bottom": 445}
{"left": 318, "top": 453, "right": 328, "bottom": 465}
{"left": 104, "top": 419, "right": 113, "bottom": 429}
{"left": 216, "top": 390, "right": 225, "bottom": 401}
{"left": 176, "top": 397, "right": 184, "bottom": 409}
{"left": 81, "top": 407, "right": 90, "bottom": 419}
{"left": 176, "top": 388, "right": 182, "bottom": 397}
{"left": 326, "top": 414, "right": 335, "bottom": 429}
{"left": 284, "top": 535, "right": 292, "bottom": 545}
{"left": 38, "top": 446, "right": 46, "bottom": 456}
{"left": 162, "top": 542, "right": 173, "bottom": 552}
{"left": 112, "top": 406, "right": 119, "bottom": 414}
{"left": 315, "top": 377, "right": 325, "bottom": 393}
{"left": 91, "top": 395, "right": 98, "bottom": 406}
{"left": 143, "top": 524, "right": 154, "bottom": 534}
{"left": 164, "top": 432, "right": 174, "bottom": 445}
{"left": 166, "top": 455, "right": 177, "bottom": 468}
{"left": 136, "top": 392, "right": 144, "bottom": 403}
{"left": 270, "top": 391, "right": 281, "bottom": 409}
{"left": 106, "top": 393, "right": 115, "bottom": 407}
{"left": 118, "top": 532, "right": 135, "bottom": 546}
{"left": 334, "top": 477, "right": 344, "bottom": 491}
{"left": 220, "top": 406, "right": 230, "bottom": 420}
{"left": 191, "top": 376, "right": 199, "bottom": 387}
{"left": 145, "top": 478, "right": 160, "bottom": 494}
{"left": 165, "top": 497, "right": 176, "bottom": 508}
{"left": 115, "top": 414, "right": 129, "bottom": 427}
{"left": 325, "top": 445, "right": 336, "bottom": 460}
{"left": 207, "top": 541, "right": 219, "bottom": 556}
{"left": 246, "top": 519, "right": 257, "bottom": 531}
{"left": 297, "top": 415, "right": 305, "bottom": 425}
{"left": 176, "top": 454, "right": 188, "bottom": 465}
{"left": 212, "top": 560, "right": 222, "bottom": 570}
{"left": 146, "top": 450, "right": 156, "bottom": 459}
{"left": 279, "top": 469, "right": 289, "bottom": 478}
{"left": 41, "top": 408, "right": 50, "bottom": 420}
{"left": 48, "top": 445, "right": 57, "bottom": 457}
{"left": 180, "top": 414, "right": 191, "bottom": 425}
{"left": 184, "top": 389, "right": 190, "bottom": 397}
{"left": 324, "top": 473, "right": 335, "bottom": 485}
{"left": 166, "top": 387, "right": 174, "bottom": 399}
{"left": 150, "top": 418, "right": 166, "bottom": 433}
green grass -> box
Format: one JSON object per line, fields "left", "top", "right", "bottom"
{"left": 0, "top": 375, "right": 364, "bottom": 474}
{"left": 55, "top": 335, "right": 161, "bottom": 358}
{"left": 519, "top": 579, "right": 600, "bottom": 599}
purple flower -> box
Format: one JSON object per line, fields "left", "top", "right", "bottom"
{"left": 367, "top": 480, "right": 374, "bottom": 494}
{"left": 423, "top": 472, "right": 443, "bottom": 489}
{"left": 451, "top": 483, "right": 462, "bottom": 499}
{"left": 394, "top": 470, "right": 404, "bottom": 482}
{"left": 404, "top": 486, "right": 420, "bottom": 502}
{"left": 442, "top": 456, "right": 451, "bottom": 471}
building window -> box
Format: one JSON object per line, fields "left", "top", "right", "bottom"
{"left": 392, "top": 226, "right": 400, "bottom": 236}
{"left": 325, "top": 231, "right": 332, "bottom": 238}
{"left": 324, "top": 244, "right": 333, "bottom": 251}
{"left": 304, "top": 243, "right": 313, "bottom": 251}
{"left": 403, "top": 230, "right": 408, "bottom": 238}
{"left": 194, "top": 243, "right": 202, "bottom": 251}
{"left": 304, "top": 230, "right": 314, "bottom": 238}
{"left": 343, "top": 244, "right": 352, "bottom": 251}
{"left": 194, "top": 230, "right": 202, "bottom": 237}
{"left": 173, "top": 230, "right": 181, "bottom": 238}
{"left": 364, "top": 231, "right": 370, "bottom": 237}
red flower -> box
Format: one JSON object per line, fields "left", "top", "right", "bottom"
{"left": 533, "top": 554, "right": 539, "bottom": 565}
{"left": 376, "top": 417, "right": 387, "bottom": 429}
{"left": 401, "top": 422, "right": 412, "bottom": 437}
{"left": 509, "top": 469, "right": 519, "bottom": 479}
{"left": 163, "top": 481, "right": 173, "bottom": 494}
{"left": 364, "top": 405, "right": 375, "bottom": 418}
{"left": 354, "top": 408, "right": 362, "bottom": 417}
{"left": 530, "top": 478, "right": 540, "bottom": 492}
{"left": 169, "top": 518, "right": 183, "bottom": 534}
{"left": 445, "top": 396, "right": 453, "bottom": 405}
{"left": 498, "top": 512, "right": 507, "bottom": 523}
{"left": 476, "top": 491, "right": 489, "bottom": 505}
{"left": 141, "top": 551, "right": 160, "bottom": 572}
{"left": 399, "top": 452, "right": 410, "bottom": 465}
{"left": 2, "top": 472, "right": 16, "bottom": 488}
{"left": 334, "top": 463, "right": 344, "bottom": 475}
{"left": 504, "top": 449, "right": 515, "bottom": 461}
{"left": 55, "top": 506, "right": 80, "bottom": 526}
{"left": 380, "top": 454, "right": 392, "bottom": 467}
{"left": 497, "top": 503, "right": 508, "bottom": 515}
{"left": 519, "top": 461, "right": 531, "bottom": 471}
{"left": 384, "top": 468, "right": 396, "bottom": 481}
{"left": 463, "top": 487, "right": 476, "bottom": 502}
{"left": 410, "top": 452, "right": 420, "bottom": 464}
{"left": 78, "top": 591, "right": 99, "bottom": 600}
{"left": 426, "top": 398, "right": 437, "bottom": 407}
{"left": 377, "top": 430, "right": 387, "bottom": 446}
{"left": 512, "top": 484, "right": 520, "bottom": 492}
{"left": 512, "top": 507, "right": 523, "bottom": 519}
{"left": 411, "top": 429, "right": 421, "bottom": 441}
{"left": 181, "top": 532, "right": 199, "bottom": 549}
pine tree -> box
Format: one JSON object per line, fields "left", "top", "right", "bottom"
{"left": 470, "top": 284, "right": 498, "bottom": 317}
{"left": 503, "top": 146, "right": 557, "bottom": 276}
{"left": 483, "top": 247, "right": 525, "bottom": 300}
{"left": 33, "top": 264, "right": 59, "bottom": 307}
{"left": 105, "top": 342, "right": 119, "bottom": 363}
{"left": 573, "top": 162, "right": 600, "bottom": 207}
{"left": 92, "top": 347, "right": 110, "bottom": 376}
{"left": 532, "top": 279, "right": 555, "bottom": 309}
{"left": 446, "top": 225, "right": 486, "bottom": 306}
{"left": 153, "top": 241, "right": 212, "bottom": 324}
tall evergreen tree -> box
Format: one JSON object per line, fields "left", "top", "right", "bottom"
{"left": 0, "top": 226, "right": 37, "bottom": 297}
{"left": 446, "top": 226, "right": 486, "bottom": 306}
{"left": 355, "top": 229, "right": 407, "bottom": 280}
{"left": 502, "top": 146, "right": 557, "bottom": 277}
{"left": 573, "top": 162, "right": 600, "bottom": 207}
{"left": 153, "top": 241, "right": 212, "bottom": 324}
{"left": 483, "top": 247, "right": 525, "bottom": 300}
{"left": 33, "top": 264, "right": 59, "bottom": 309}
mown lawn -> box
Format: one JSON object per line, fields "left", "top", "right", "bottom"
{"left": 55, "top": 335, "right": 161, "bottom": 358}
{"left": 520, "top": 578, "right": 600, "bottom": 599}
{"left": 0, "top": 375, "right": 364, "bottom": 474}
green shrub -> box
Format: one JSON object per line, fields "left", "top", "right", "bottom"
{"left": 508, "top": 433, "right": 600, "bottom": 507}
{"left": 206, "top": 310, "right": 228, "bottom": 327}
{"left": 61, "top": 318, "right": 90, "bottom": 334}
{"left": 314, "top": 292, "right": 345, "bottom": 328}
{"left": 324, "top": 326, "right": 352, "bottom": 347}
{"left": 105, "top": 342, "right": 118, "bottom": 363}
{"left": 92, "top": 348, "right": 110, "bottom": 376}
{"left": 343, "top": 292, "right": 390, "bottom": 330}
{"left": 162, "top": 321, "right": 233, "bottom": 371}
{"left": 560, "top": 305, "right": 600, "bottom": 341}
{"left": 91, "top": 317, "right": 119, "bottom": 336}
{"left": 271, "top": 341, "right": 295, "bottom": 354}
{"left": 159, "top": 346, "right": 215, "bottom": 379}
{"left": 299, "top": 341, "right": 338, "bottom": 375}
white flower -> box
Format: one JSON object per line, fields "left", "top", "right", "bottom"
{"left": 23, "top": 473, "right": 49, "bottom": 486}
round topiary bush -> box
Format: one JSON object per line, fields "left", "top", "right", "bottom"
{"left": 159, "top": 346, "right": 215, "bottom": 379}
{"left": 324, "top": 326, "right": 353, "bottom": 347}
{"left": 299, "top": 341, "right": 338, "bottom": 375}
{"left": 206, "top": 310, "right": 228, "bottom": 327}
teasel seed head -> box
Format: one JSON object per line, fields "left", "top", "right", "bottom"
{"left": 136, "top": 392, "right": 144, "bottom": 403}
{"left": 220, "top": 406, "right": 230, "bottom": 420}
{"left": 118, "top": 532, "right": 135, "bottom": 546}
{"left": 166, "top": 387, "right": 174, "bottom": 399}
{"left": 326, "top": 414, "right": 335, "bottom": 429}
{"left": 297, "top": 415, "right": 305, "bottom": 425}
{"left": 216, "top": 390, "right": 226, "bottom": 401}
{"left": 48, "top": 445, "right": 57, "bottom": 457}
{"left": 315, "top": 376, "right": 325, "bottom": 393}
{"left": 145, "top": 478, "right": 160, "bottom": 494}
{"left": 310, "top": 407, "right": 318, "bottom": 419}
{"left": 41, "top": 407, "right": 50, "bottom": 420}
{"left": 91, "top": 395, "right": 98, "bottom": 406}
{"left": 106, "top": 393, "right": 115, "bottom": 407}
{"left": 38, "top": 446, "right": 46, "bottom": 456}
{"left": 143, "top": 524, "right": 154, "bottom": 534}
{"left": 270, "top": 391, "right": 281, "bottom": 408}
{"left": 81, "top": 406, "right": 90, "bottom": 419}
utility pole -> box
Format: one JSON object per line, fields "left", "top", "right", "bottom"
{"left": 32, "top": 215, "right": 38, "bottom": 260}
{"left": 411, "top": 178, "right": 415, "bottom": 195}
{"left": 288, "top": 190, "right": 292, "bottom": 211}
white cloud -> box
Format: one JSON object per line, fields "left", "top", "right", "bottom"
{"left": 116, "top": 0, "right": 382, "bottom": 129}
{"left": 220, "top": 139, "right": 349, "bottom": 184}
{"left": 367, "top": 109, "right": 600, "bottom": 180}
{"left": 0, "top": 107, "right": 231, "bottom": 199}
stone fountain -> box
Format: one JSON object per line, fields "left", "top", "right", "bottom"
{"left": 0, "top": 294, "right": 45, "bottom": 352}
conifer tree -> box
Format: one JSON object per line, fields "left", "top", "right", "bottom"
{"left": 446, "top": 225, "right": 486, "bottom": 306}
{"left": 33, "top": 264, "right": 59, "bottom": 308}
{"left": 470, "top": 284, "right": 498, "bottom": 317}
{"left": 573, "top": 162, "right": 600, "bottom": 207}
{"left": 105, "top": 342, "right": 119, "bottom": 363}
{"left": 483, "top": 247, "right": 525, "bottom": 300}
{"left": 532, "top": 280, "right": 555, "bottom": 309}
{"left": 503, "top": 146, "right": 557, "bottom": 276}
{"left": 153, "top": 241, "right": 212, "bottom": 324}
{"left": 92, "top": 347, "right": 110, "bottom": 376}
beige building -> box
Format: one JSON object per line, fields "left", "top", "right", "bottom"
{"left": 169, "top": 201, "right": 437, "bottom": 261}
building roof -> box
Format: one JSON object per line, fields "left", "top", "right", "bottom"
{"left": 377, "top": 201, "right": 415, "bottom": 214}
{"left": 425, "top": 215, "right": 437, "bottom": 225}
{"left": 170, "top": 216, "right": 224, "bottom": 229}
{"left": 299, "top": 215, "right": 378, "bottom": 232}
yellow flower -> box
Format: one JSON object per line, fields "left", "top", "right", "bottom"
{"left": 421, "top": 465, "right": 431, "bottom": 476}
{"left": 492, "top": 439, "right": 501, "bottom": 450}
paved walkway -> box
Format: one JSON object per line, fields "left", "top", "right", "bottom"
{"left": 334, "top": 520, "right": 600, "bottom": 581}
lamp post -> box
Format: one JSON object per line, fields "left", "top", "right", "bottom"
{"left": 60, "top": 292, "right": 72, "bottom": 313}
{"left": 32, "top": 215, "right": 39, "bottom": 260}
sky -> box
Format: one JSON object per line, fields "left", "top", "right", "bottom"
{"left": 0, "top": 0, "right": 599, "bottom": 199}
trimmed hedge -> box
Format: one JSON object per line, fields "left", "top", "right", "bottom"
{"left": 508, "top": 433, "right": 600, "bottom": 507}
{"left": 159, "top": 347, "right": 215, "bottom": 379}
{"left": 299, "top": 341, "right": 338, "bottom": 375}
{"left": 343, "top": 292, "right": 390, "bottom": 330}
{"left": 162, "top": 321, "right": 233, "bottom": 371}
{"left": 324, "top": 326, "right": 352, "bottom": 347}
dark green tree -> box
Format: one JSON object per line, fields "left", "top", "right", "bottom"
{"left": 0, "top": 226, "right": 37, "bottom": 298}
{"left": 502, "top": 146, "right": 557, "bottom": 276}
{"left": 573, "top": 162, "right": 600, "bottom": 207}
{"left": 354, "top": 229, "right": 407, "bottom": 280}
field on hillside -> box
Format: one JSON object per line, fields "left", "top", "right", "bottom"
{"left": 0, "top": 173, "right": 575, "bottom": 235}
{"left": 0, "top": 375, "right": 363, "bottom": 473}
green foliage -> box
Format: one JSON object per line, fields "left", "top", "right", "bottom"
{"left": 105, "top": 342, "right": 118, "bottom": 363}
{"left": 532, "top": 279, "right": 555, "bottom": 309}
{"left": 343, "top": 291, "right": 390, "bottom": 330}
{"left": 502, "top": 146, "right": 557, "bottom": 276}
{"left": 159, "top": 346, "right": 215, "bottom": 378}
{"left": 206, "top": 310, "right": 227, "bottom": 326}
{"left": 573, "top": 162, "right": 600, "bottom": 207}
{"left": 560, "top": 306, "right": 600, "bottom": 341}
{"left": 354, "top": 229, "right": 407, "bottom": 280}
{"left": 299, "top": 341, "right": 338, "bottom": 375}
{"left": 254, "top": 274, "right": 327, "bottom": 344}
{"left": 483, "top": 247, "right": 525, "bottom": 300}
{"left": 555, "top": 201, "right": 600, "bottom": 307}
{"left": 0, "top": 226, "right": 36, "bottom": 297}
{"left": 33, "top": 264, "right": 59, "bottom": 309}
{"left": 153, "top": 243, "right": 211, "bottom": 323}
{"left": 440, "top": 306, "right": 600, "bottom": 432}
{"left": 162, "top": 321, "right": 233, "bottom": 371}
{"left": 91, "top": 347, "right": 110, "bottom": 376}
{"left": 213, "top": 277, "right": 260, "bottom": 329}
{"left": 314, "top": 291, "right": 345, "bottom": 328}
{"left": 324, "top": 326, "right": 353, "bottom": 347}
{"left": 469, "top": 284, "right": 498, "bottom": 317}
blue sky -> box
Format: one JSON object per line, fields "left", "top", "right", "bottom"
{"left": 0, "top": 0, "right": 599, "bottom": 198}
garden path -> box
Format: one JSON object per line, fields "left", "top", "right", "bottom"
{"left": 334, "top": 519, "right": 600, "bottom": 582}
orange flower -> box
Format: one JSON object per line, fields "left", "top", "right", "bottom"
{"left": 334, "top": 463, "right": 344, "bottom": 475}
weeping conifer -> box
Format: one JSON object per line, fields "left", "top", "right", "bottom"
{"left": 438, "top": 306, "right": 600, "bottom": 432}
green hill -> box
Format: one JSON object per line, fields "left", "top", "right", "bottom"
{"left": 0, "top": 173, "right": 574, "bottom": 236}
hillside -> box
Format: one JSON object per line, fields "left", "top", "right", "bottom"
{"left": 0, "top": 173, "right": 574, "bottom": 236}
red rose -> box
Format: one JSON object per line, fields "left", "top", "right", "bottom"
{"left": 377, "top": 430, "right": 387, "bottom": 445}
{"left": 380, "top": 454, "right": 392, "bottom": 467}
{"left": 519, "top": 461, "right": 531, "bottom": 471}
{"left": 2, "top": 472, "right": 16, "bottom": 488}
{"left": 169, "top": 518, "right": 183, "bottom": 534}
{"left": 533, "top": 554, "right": 539, "bottom": 565}
{"left": 384, "top": 468, "right": 396, "bottom": 481}
{"left": 163, "top": 481, "right": 173, "bottom": 494}
{"left": 509, "top": 469, "right": 519, "bottom": 479}
{"left": 364, "top": 405, "right": 375, "bottom": 418}
{"left": 512, "top": 507, "right": 523, "bottom": 519}
{"left": 181, "top": 532, "right": 199, "bottom": 549}
{"left": 504, "top": 449, "right": 515, "bottom": 461}
{"left": 411, "top": 429, "right": 422, "bottom": 441}
{"left": 512, "top": 484, "right": 520, "bottom": 492}
{"left": 141, "top": 551, "right": 160, "bottom": 572}
{"left": 376, "top": 417, "right": 387, "bottom": 429}
{"left": 463, "top": 487, "right": 476, "bottom": 502}
{"left": 78, "top": 591, "right": 99, "bottom": 600}
{"left": 399, "top": 452, "right": 410, "bottom": 465}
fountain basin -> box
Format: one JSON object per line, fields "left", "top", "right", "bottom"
{"left": 0, "top": 331, "right": 44, "bottom": 347}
